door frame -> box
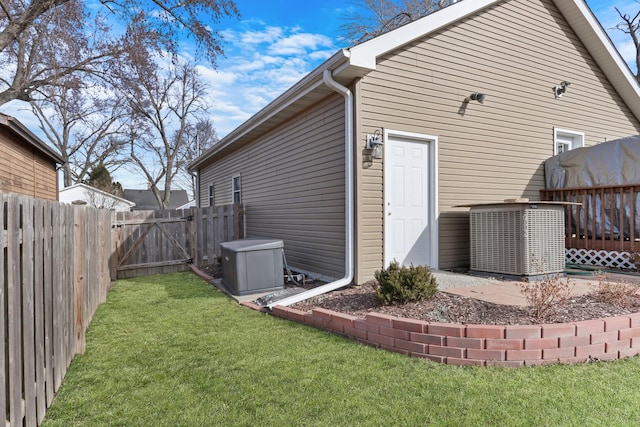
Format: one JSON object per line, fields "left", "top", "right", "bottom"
{"left": 383, "top": 129, "right": 439, "bottom": 269}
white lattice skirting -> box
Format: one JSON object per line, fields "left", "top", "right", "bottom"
{"left": 566, "top": 248, "right": 637, "bottom": 270}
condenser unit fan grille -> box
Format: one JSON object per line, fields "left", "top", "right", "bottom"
{"left": 470, "top": 205, "right": 565, "bottom": 276}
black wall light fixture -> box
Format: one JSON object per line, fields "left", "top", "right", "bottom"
{"left": 554, "top": 81, "right": 571, "bottom": 98}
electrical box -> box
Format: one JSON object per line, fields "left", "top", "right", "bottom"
{"left": 220, "top": 238, "right": 284, "bottom": 295}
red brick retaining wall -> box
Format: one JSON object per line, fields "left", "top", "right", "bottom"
{"left": 265, "top": 304, "right": 640, "bottom": 367}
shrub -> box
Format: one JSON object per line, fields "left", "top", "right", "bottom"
{"left": 518, "top": 274, "right": 575, "bottom": 322}
{"left": 592, "top": 274, "right": 640, "bottom": 308}
{"left": 374, "top": 261, "right": 437, "bottom": 305}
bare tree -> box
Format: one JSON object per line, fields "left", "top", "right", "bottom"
{"left": 342, "top": 0, "right": 459, "bottom": 44}
{"left": 122, "top": 60, "right": 210, "bottom": 209}
{"left": 30, "top": 81, "right": 130, "bottom": 186}
{"left": 0, "top": 0, "right": 239, "bottom": 105}
{"left": 173, "top": 119, "right": 218, "bottom": 198}
{"left": 84, "top": 188, "right": 121, "bottom": 210}
{"left": 614, "top": 4, "right": 640, "bottom": 83}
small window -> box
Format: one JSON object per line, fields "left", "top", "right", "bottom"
{"left": 232, "top": 175, "right": 241, "bottom": 204}
{"left": 554, "top": 128, "right": 584, "bottom": 155}
{"left": 208, "top": 185, "right": 215, "bottom": 207}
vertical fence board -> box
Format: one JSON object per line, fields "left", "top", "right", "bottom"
{"left": 51, "top": 200, "right": 63, "bottom": 392}
{"left": 207, "top": 207, "right": 215, "bottom": 263}
{"left": 7, "top": 194, "right": 24, "bottom": 426}
{"left": 73, "top": 207, "right": 86, "bottom": 355}
{"left": 22, "top": 195, "right": 37, "bottom": 427}
{"left": 216, "top": 206, "right": 225, "bottom": 256}
{"left": 190, "top": 208, "right": 199, "bottom": 265}
{"left": 43, "top": 201, "right": 54, "bottom": 407}
{"left": 33, "top": 199, "right": 46, "bottom": 424}
{"left": 0, "top": 194, "right": 6, "bottom": 427}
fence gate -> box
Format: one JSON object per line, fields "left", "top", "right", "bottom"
{"left": 112, "top": 205, "right": 245, "bottom": 279}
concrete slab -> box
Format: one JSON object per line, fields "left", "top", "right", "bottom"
{"left": 431, "top": 270, "right": 499, "bottom": 289}
{"left": 441, "top": 278, "right": 596, "bottom": 307}
{"left": 212, "top": 278, "right": 277, "bottom": 303}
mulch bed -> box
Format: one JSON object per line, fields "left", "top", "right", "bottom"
{"left": 199, "top": 264, "right": 640, "bottom": 325}
{"left": 291, "top": 281, "right": 640, "bottom": 325}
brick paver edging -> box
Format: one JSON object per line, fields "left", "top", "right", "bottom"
{"left": 264, "top": 304, "right": 640, "bottom": 367}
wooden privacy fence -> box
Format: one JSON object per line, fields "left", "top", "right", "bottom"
{"left": 1, "top": 192, "right": 111, "bottom": 427}
{"left": 541, "top": 184, "right": 640, "bottom": 253}
{"left": 112, "top": 204, "right": 245, "bottom": 279}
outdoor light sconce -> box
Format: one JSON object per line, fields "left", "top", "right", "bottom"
{"left": 554, "top": 81, "right": 571, "bottom": 98}
{"left": 366, "top": 130, "right": 383, "bottom": 159}
{"left": 468, "top": 92, "right": 486, "bottom": 104}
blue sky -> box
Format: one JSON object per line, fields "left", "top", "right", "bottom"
{"left": 1, "top": 0, "right": 638, "bottom": 189}
{"left": 198, "top": 0, "right": 640, "bottom": 137}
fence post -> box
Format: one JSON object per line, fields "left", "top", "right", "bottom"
{"left": 190, "top": 207, "right": 199, "bottom": 265}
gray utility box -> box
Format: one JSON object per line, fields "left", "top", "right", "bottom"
{"left": 220, "top": 238, "right": 284, "bottom": 296}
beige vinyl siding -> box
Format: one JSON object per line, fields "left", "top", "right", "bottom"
{"left": 357, "top": 0, "right": 640, "bottom": 279}
{"left": 199, "top": 94, "right": 346, "bottom": 279}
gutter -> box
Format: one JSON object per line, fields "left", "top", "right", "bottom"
{"left": 267, "top": 69, "right": 355, "bottom": 309}
{"left": 188, "top": 50, "right": 351, "bottom": 172}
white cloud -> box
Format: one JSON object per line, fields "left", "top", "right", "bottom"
{"left": 240, "top": 26, "right": 284, "bottom": 45}
{"left": 268, "top": 33, "right": 334, "bottom": 56}
{"left": 198, "top": 22, "right": 338, "bottom": 139}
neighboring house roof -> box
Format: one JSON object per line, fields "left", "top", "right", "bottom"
{"left": 123, "top": 189, "right": 190, "bottom": 210}
{"left": 59, "top": 183, "right": 136, "bottom": 211}
{"left": 189, "top": 0, "right": 640, "bottom": 171}
{"left": 0, "top": 113, "right": 65, "bottom": 164}
{"left": 176, "top": 199, "right": 196, "bottom": 210}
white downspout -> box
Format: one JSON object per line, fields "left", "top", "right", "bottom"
{"left": 267, "top": 69, "right": 354, "bottom": 309}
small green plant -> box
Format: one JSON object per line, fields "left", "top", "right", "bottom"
{"left": 518, "top": 274, "right": 575, "bottom": 321}
{"left": 374, "top": 261, "right": 437, "bottom": 305}
{"left": 592, "top": 274, "right": 640, "bottom": 308}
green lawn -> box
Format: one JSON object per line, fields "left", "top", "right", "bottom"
{"left": 43, "top": 272, "right": 640, "bottom": 426}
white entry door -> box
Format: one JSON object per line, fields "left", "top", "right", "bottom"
{"left": 384, "top": 133, "right": 435, "bottom": 268}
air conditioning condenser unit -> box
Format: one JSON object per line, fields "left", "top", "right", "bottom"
{"left": 469, "top": 202, "right": 566, "bottom": 276}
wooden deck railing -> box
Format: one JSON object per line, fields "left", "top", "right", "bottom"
{"left": 541, "top": 184, "right": 640, "bottom": 253}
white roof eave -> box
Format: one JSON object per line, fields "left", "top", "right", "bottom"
{"left": 346, "top": 0, "right": 501, "bottom": 69}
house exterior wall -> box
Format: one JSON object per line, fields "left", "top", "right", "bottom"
{"left": 356, "top": 0, "right": 640, "bottom": 280}
{"left": 198, "top": 94, "right": 347, "bottom": 279}
{"left": 59, "top": 184, "right": 135, "bottom": 211}
{"left": 0, "top": 127, "right": 58, "bottom": 200}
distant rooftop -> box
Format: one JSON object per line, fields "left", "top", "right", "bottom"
{"left": 123, "top": 189, "right": 190, "bottom": 210}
